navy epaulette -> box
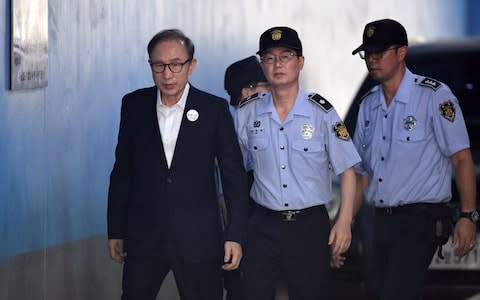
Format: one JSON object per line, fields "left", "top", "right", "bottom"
{"left": 238, "top": 92, "right": 266, "bottom": 108}
{"left": 308, "top": 93, "right": 333, "bottom": 113}
{"left": 418, "top": 77, "right": 442, "bottom": 91}
{"left": 359, "top": 87, "right": 377, "bottom": 103}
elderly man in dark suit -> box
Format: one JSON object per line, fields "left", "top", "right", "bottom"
{"left": 107, "top": 29, "right": 249, "bottom": 300}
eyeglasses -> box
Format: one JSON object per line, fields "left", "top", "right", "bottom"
{"left": 359, "top": 46, "right": 401, "bottom": 60}
{"left": 260, "top": 52, "right": 297, "bottom": 64}
{"left": 149, "top": 59, "right": 191, "bottom": 73}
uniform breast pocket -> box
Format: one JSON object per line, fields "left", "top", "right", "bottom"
{"left": 361, "top": 129, "right": 374, "bottom": 149}
{"left": 291, "top": 138, "right": 327, "bottom": 170}
{"left": 247, "top": 136, "right": 269, "bottom": 152}
{"left": 395, "top": 127, "right": 427, "bottom": 144}
{"left": 246, "top": 136, "right": 269, "bottom": 169}
{"left": 292, "top": 138, "right": 325, "bottom": 153}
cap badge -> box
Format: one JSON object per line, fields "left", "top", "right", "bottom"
{"left": 440, "top": 101, "right": 456, "bottom": 122}
{"left": 366, "top": 25, "right": 376, "bottom": 38}
{"left": 403, "top": 116, "right": 417, "bottom": 131}
{"left": 271, "top": 29, "right": 282, "bottom": 41}
{"left": 333, "top": 122, "right": 350, "bottom": 141}
{"left": 186, "top": 109, "right": 199, "bottom": 122}
{"left": 301, "top": 124, "right": 314, "bottom": 140}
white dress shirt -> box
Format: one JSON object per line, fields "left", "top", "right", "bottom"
{"left": 156, "top": 83, "right": 190, "bottom": 168}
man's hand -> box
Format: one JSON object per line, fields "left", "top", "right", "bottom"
{"left": 328, "top": 219, "right": 352, "bottom": 257}
{"left": 452, "top": 218, "right": 477, "bottom": 257}
{"left": 108, "top": 239, "right": 126, "bottom": 263}
{"left": 222, "top": 241, "right": 242, "bottom": 271}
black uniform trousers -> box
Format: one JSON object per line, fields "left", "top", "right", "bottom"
{"left": 242, "top": 204, "right": 331, "bottom": 300}
{"left": 121, "top": 239, "right": 223, "bottom": 300}
{"left": 371, "top": 205, "right": 437, "bottom": 300}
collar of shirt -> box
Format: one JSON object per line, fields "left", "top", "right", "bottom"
{"left": 257, "top": 90, "right": 311, "bottom": 123}
{"left": 156, "top": 83, "right": 190, "bottom": 115}
{"left": 371, "top": 69, "right": 415, "bottom": 110}
{"left": 393, "top": 68, "right": 414, "bottom": 104}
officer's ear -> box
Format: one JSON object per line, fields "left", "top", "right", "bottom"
{"left": 298, "top": 55, "right": 305, "bottom": 70}
{"left": 397, "top": 46, "right": 408, "bottom": 61}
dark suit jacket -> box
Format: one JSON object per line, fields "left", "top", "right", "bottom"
{"left": 107, "top": 85, "right": 248, "bottom": 262}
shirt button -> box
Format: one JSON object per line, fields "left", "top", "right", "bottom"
{"left": 281, "top": 165, "right": 286, "bottom": 169}
{"left": 280, "top": 145, "right": 285, "bottom": 150}
{"left": 280, "top": 127, "right": 284, "bottom": 131}
{"left": 379, "top": 199, "right": 384, "bottom": 204}
{"left": 382, "top": 136, "right": 386, "bottom": 140}
{"left": 381, "top": 156, "right": 385, "bottom": 161}
{"left": 166, "top": 177, "right": 173, "bottom": 184}
{"left": 284, "top": 203, "right": 289, "bottom": 207}
{"left": 379, "top": 178, "right": 383, "bottom": 182}
{"left": 304, "top": 148, "right": 308, "bottom": 152}
{"left": 282, "top": 184, "right": 287, "bottom": 188}
{"left": 406, "top": 137, "right": 411, "bottom": 141}
{"left": 384, "top": 114, "right": 388, "bottom": 118}
{"left": 253, "top": 146, "right": 258, "bottom": 150}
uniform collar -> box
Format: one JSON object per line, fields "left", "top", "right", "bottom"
{"left": 257, "top": 92, "right": 275, "bottom": 116}
{"left": 393, "top": 68, "right": 414, "bottom": 104}
{"left": 291, "top": 90, "right": 312, "bottom": 117}
{"left": 371, "top": 68, "right": 414, "bottom": 109}
{"left": 257, "top": 90, "right": 311, "bottom": 117}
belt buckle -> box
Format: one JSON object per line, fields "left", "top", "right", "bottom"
{"left": 281, "top": 210, "right": 300, "bottom": 222}
{"left": 386, "top": 207, "right": 393, "bottom": 215}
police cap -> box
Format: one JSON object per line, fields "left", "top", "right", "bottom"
{"left": 257, "top": 26, "right": 302, "bottom": 56}
{"left": 352, "top": 19, "right": 408, "bottom": 55}
{"left": 224, "top": 56, "right": 267, "bottom": 106}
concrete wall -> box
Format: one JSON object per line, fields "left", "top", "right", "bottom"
{"left": 0, "top": 0, "right": 472, "bottom": 299}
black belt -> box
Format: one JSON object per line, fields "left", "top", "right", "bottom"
{"left": 375, "top": 202, "right": 442, "bottom": 216}
{"left": 254, "top": 203, "right": 325, "bottom": 222}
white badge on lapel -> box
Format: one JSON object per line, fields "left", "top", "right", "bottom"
{"left": 186, "top": 109, "right": 199, "bottom": 122}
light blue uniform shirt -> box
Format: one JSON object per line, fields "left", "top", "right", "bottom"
{"left": 353, "top": 69, "right": 470, "bottom": 207}
{"left": 235, "top": 90, "right": 361, "bottom": 211}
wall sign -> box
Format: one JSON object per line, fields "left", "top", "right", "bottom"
{"left": 11, "top": 0, "right": 48, "bottom": 90}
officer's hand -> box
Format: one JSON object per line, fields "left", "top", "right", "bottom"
{"left": 328, "top": 219, "right": 352, "bottom": 256}
{"left": 223, "top": 241, "right": 242, "bottom": 271}
{"left": 452, "top": 218, "right": 477, "bottom": 257}
{"left": 108, "top": 239, "right": 126, "bottom": 263}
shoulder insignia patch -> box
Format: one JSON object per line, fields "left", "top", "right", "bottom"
{"left": 419, "top": 77, "right": 442, "bottom": 91}
{"left": 308, "top": 93, "right": 333, "bottom": 113}
{"left": 238, "top": 92, "right": 266, "bottom": 108}
{"left": 333, "top": 122, "right": 350, "bottom": 141}
{"left": 439, "top": 101, "right": 456, "bottom": 122}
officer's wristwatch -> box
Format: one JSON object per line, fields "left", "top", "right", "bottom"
{"left": 459, "top": 210, "right": 480, "bottom": 223}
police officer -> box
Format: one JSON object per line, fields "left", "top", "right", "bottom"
{"left": 351, "top": 19, "right": 478, "bottom": 300}
{"left": 225, "top": 56, "right": 270, "bottom": 108}
{"left": 235, "top": 26, "right": 361, "bottom": 300}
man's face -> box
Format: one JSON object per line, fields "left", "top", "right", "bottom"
{"left": 364, "top": 46, "right": 406, "bottom": 83}
{"left": 149, "top": 39, "right": 196, "bottom": 103}
{"left": 260, "top": 47, "right": 303, "bottom": 88}
{"left": 240, "top": 82, "right": 270, "bottom": 101}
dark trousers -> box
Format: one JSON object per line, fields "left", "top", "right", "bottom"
{"left": 224, "top": 269, "right": 245, "bottom": 300}
{"left": 371, "top": 208, "right": 437, "bottom": 300}
{"left": 242, "top": 205, "right": 331, "bottom": 300}
{"left": 121, "top": 241, "right": 223, "bottom": 300}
